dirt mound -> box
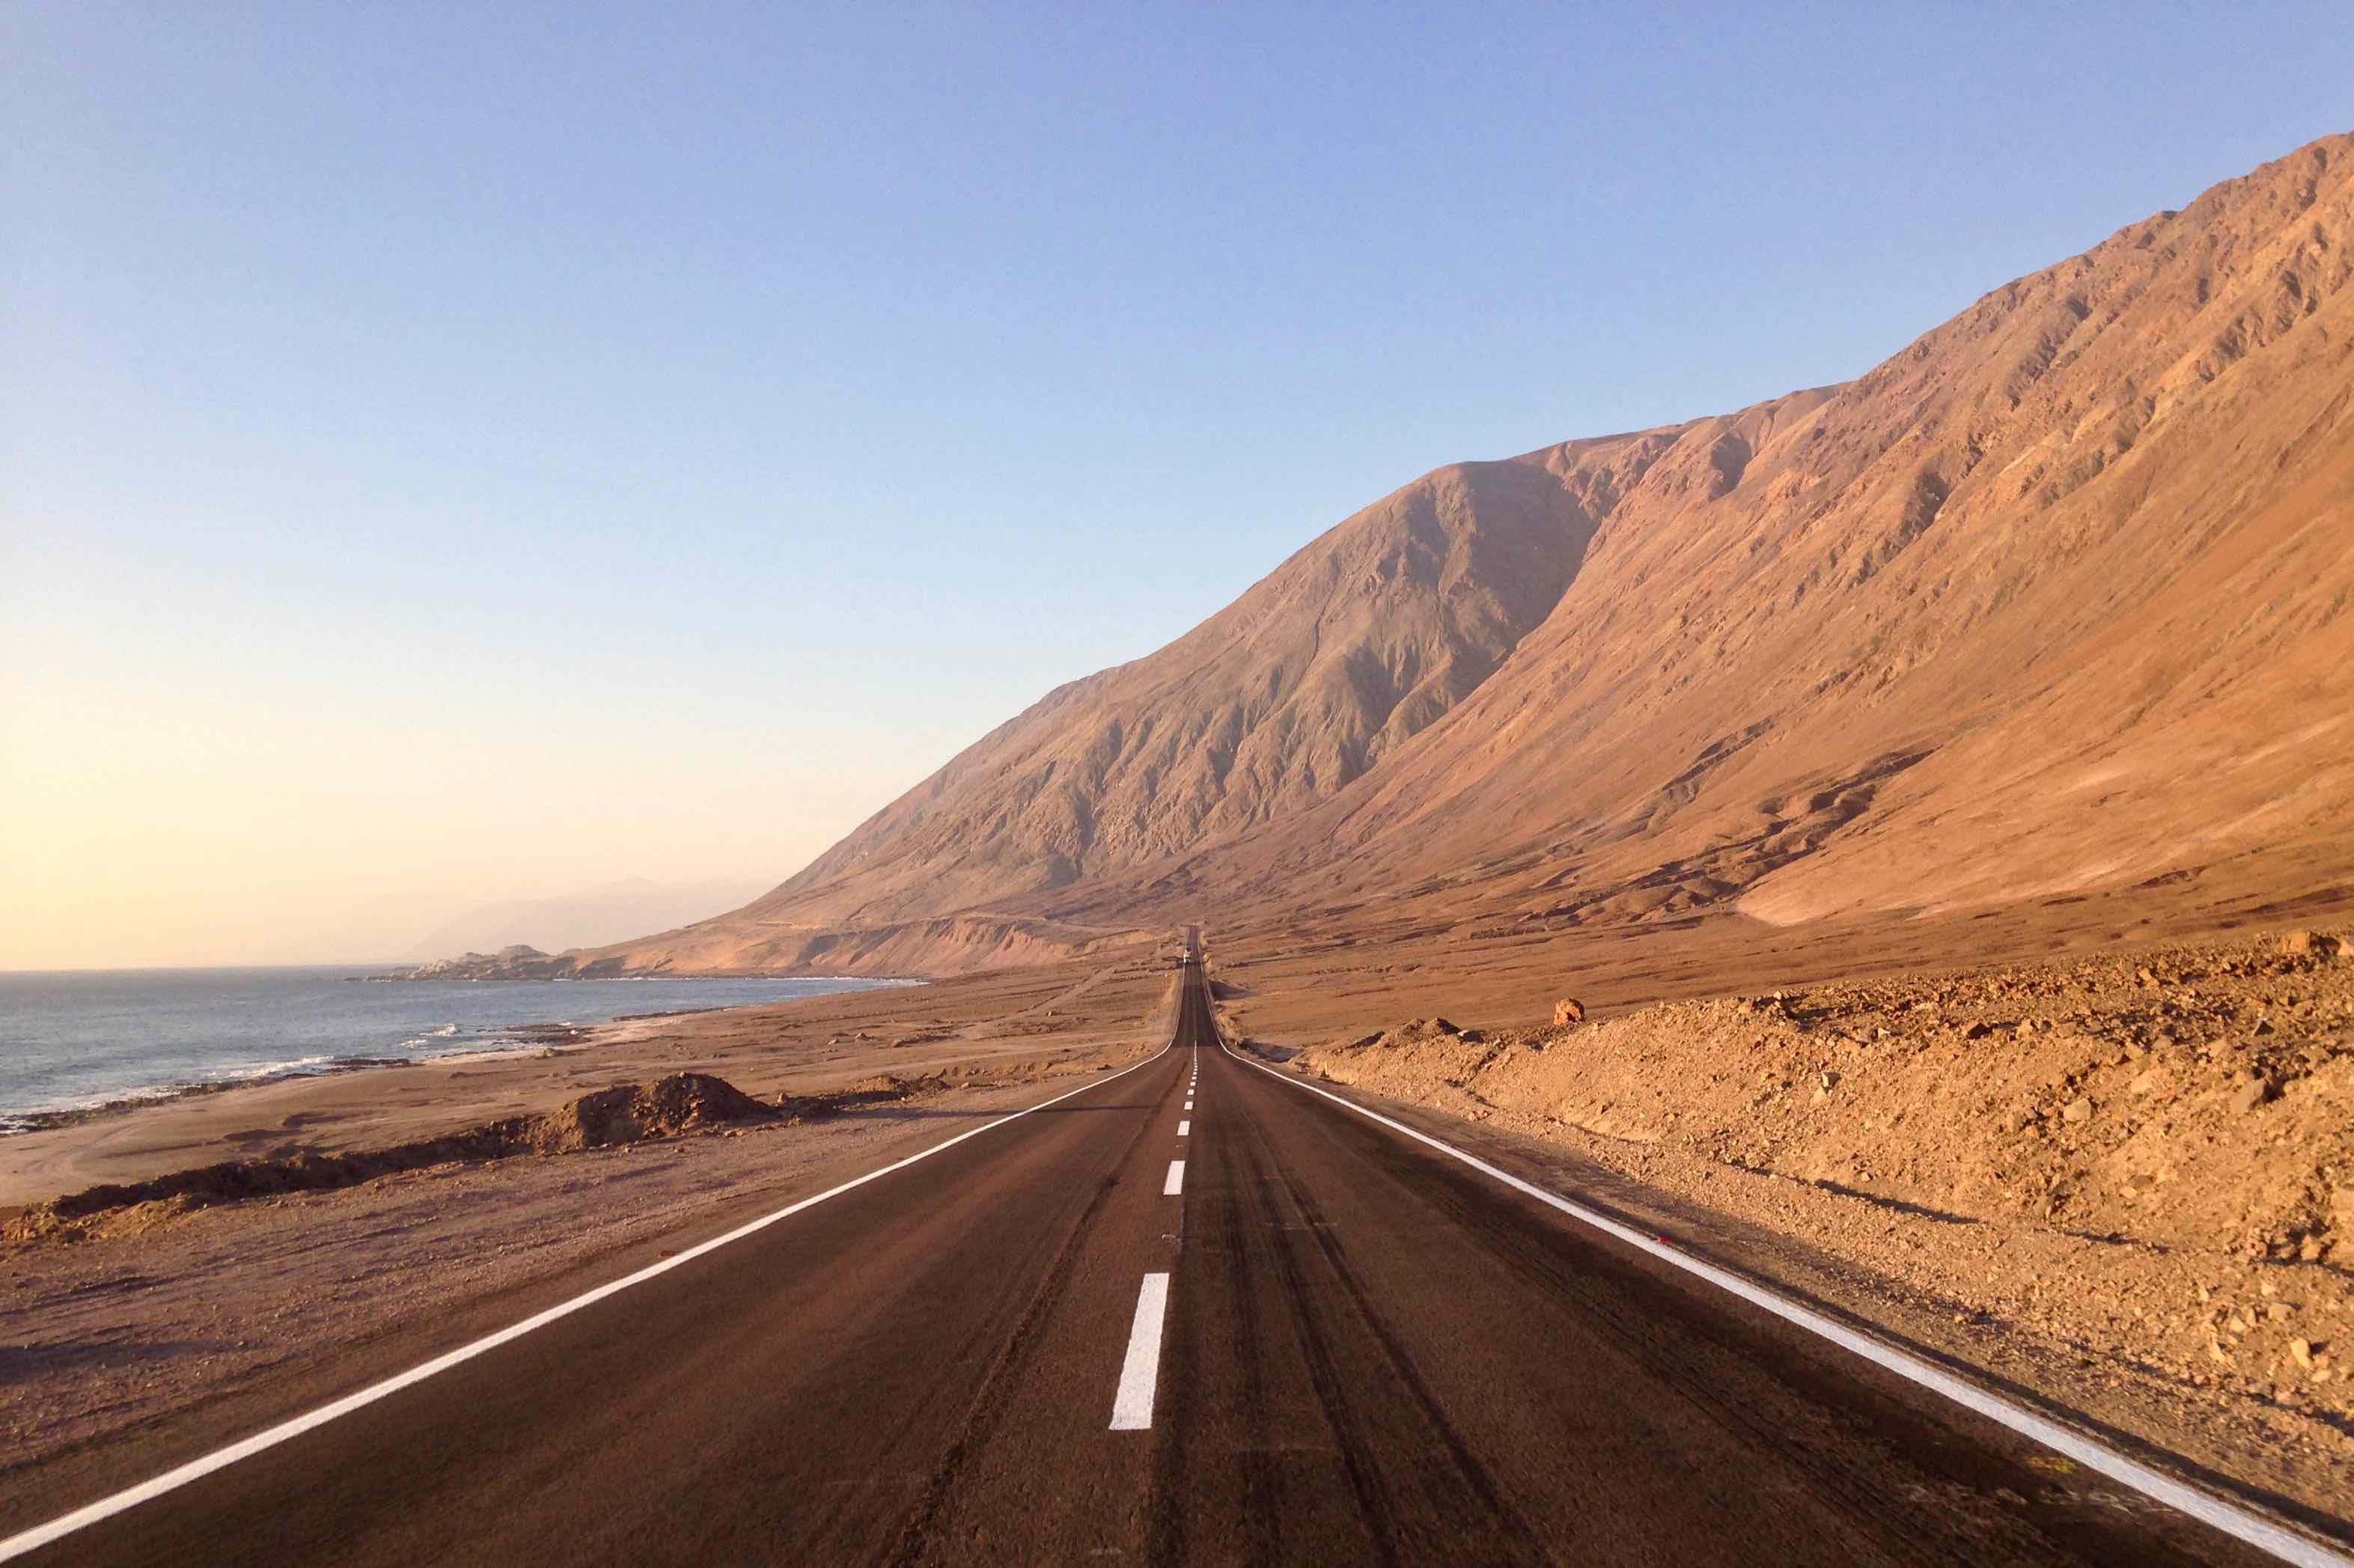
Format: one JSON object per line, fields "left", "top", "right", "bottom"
{"left": 840, "top": 1072, "right": 940, "bottom": 1098}
{"left": 522, "top": 1073, "right": 771, "bottom": 1154}
{"left": 4, "top": 1073, "right": 777, "bottom": 1245}
{"left": 773, "top": 1070, "right": 963, "bottom": 1123}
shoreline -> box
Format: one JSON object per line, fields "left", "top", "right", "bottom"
{"left": 0, "top": 977, "right": 921, "bottom": 1140}
{"left": 4, "top": 1056, "right": 427, "bottom": 1138}
{"left": 348, "top": 971, "right": 931, "bottom": 984}
{"left": 0, "top": 1026, "right": 594, "bottom": 1138}
{"left": 0, "top": 958, "right": 1141, "bottom": 1212}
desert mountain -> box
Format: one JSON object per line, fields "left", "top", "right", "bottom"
{"left": 776, "top": 457, "right": 1600, "bottom": 921}
{"left": 459, "top": 131, "right": 2354, "bottom": 978}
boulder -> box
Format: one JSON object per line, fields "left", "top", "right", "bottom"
{"left": 1552, "top": 998, "right": 1585, "bottom": 1026}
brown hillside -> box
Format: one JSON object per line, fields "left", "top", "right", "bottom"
{"left": 558, "top": 131, "right": 2354, "bottom": 978}
{"left": 576, "top": 459, "right": 1608, "bottom": 971}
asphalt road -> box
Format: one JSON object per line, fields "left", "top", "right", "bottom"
{"left": 3, "top": 958, "right": 2334, "bottom": 1565}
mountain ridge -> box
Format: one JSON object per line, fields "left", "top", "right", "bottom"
{"left": 412, "top": 129, "right": 2354, "bottom": 980}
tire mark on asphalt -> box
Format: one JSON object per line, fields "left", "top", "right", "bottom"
{"left": 1269, "top": 1064, "right": 2240, "bottom": 1567}
{"left": 1266, "top": 1159, "right": 1555, "bottom": 1566}
{"left": 885, "top": 1068, "right": 1171, "bottom": 1567}
{"left": 1239, "top": 1093, "right": 1406, "bottom": 1568}
{"left": 1162, "top": 1065, "right": 1282, "bottom": 1563}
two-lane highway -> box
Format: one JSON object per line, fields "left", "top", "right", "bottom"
{"left": 4, "top": 951, "right": 2343, "bottom": 1565}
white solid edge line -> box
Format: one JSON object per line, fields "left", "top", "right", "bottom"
{"left": 1163, "top": 1159, "right": 1186, "bottom": 1195}
{"left": 1217, "top": 1040, "right": 2353, "bottom": 1568}
{"left": 1108, "top": 1272, "right": 1171, "bottom": 1430}
{"left": 0, "top": 1041, "right": 1177, "bottom": 1564}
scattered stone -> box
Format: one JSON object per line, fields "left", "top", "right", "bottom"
{"left": 2062, "top": 1096, "right": 2094, "bottom": 1124}
{"left": 2291, "top": 1337, "right": 2316, "bottom": 1368}
{"left": 2278, "top": 931, "right": 2341, "bottom": 960}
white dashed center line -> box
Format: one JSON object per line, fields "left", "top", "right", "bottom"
{"left": 1108, "top": 1273, "right": 1171, "bottom": 1430}
{"left": 1177, "top": 1120, "right": 1190, "bottom": 1136}
{"left": 1163, "top": 1159, "right": 1186, "bottom": 1195}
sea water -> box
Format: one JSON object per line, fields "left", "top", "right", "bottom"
{"left": 0, "top": 967, "right": 914, "bottom": 1132}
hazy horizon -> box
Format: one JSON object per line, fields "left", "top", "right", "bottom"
{"left": 0, "top": 874, "right": 778, "bottom": 974}
{"left": 8, "top": 4, "right": 2353, "bottom": 968}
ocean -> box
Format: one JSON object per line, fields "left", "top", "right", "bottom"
{"left": 0, "top": 966, "right": 914, "bottom": 1133}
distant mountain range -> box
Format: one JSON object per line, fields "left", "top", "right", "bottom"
{"left": 394, "top": 879, "right": 770, "bottom": 963}
{"left": 413, "top": 131, "right": 2354, "bottom": 980}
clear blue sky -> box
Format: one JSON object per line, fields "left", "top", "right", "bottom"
{"left": 5, "top": 2, "right": 2350, "bottom": 965}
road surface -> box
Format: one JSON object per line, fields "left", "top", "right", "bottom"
{"left": 2, "top": 957, "right": 2338, "bottom": 1565}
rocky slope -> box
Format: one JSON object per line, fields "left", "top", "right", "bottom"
{"left": 1293, "top": 930, "right": 2354, "bottom": 1269}
{"left": 1067, "top": 128, "right": 2354, "bottom": 942}
{"left": 433, "top": 130, "right": 2354, "bottom": 979}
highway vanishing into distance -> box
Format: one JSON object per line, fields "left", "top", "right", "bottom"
{"left": 4, "top": 933, "right": 2347, "bottom": 1566}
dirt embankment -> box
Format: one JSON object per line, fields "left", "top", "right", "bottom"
{"left": 1275, "top": 930, "right": 2354, "bottom": 1496}
{"left": 4, "top": 1069, "right": 998, "bottom": 1248}
{"left": 3, "top": 1074, "right": 777, "bottom": 1246}
{"left": 0, "top": 1033, "right": 1153, "bottom": 1252}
